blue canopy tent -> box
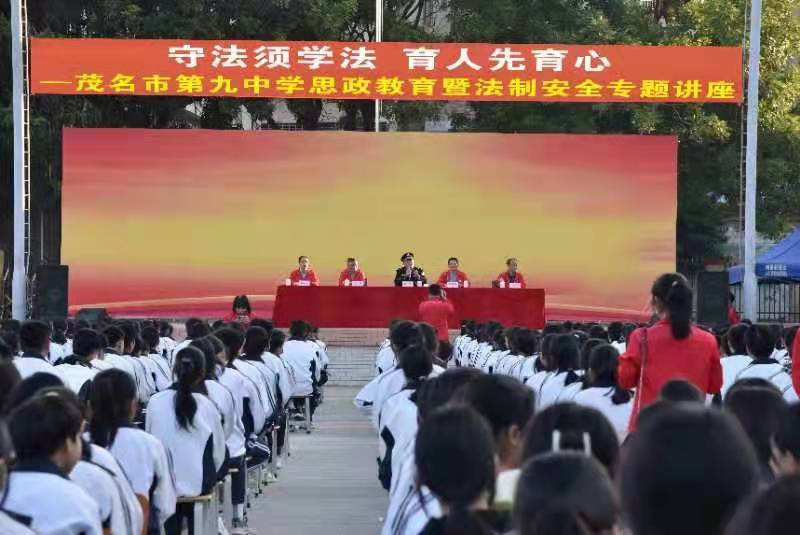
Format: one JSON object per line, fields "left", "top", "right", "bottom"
{"left": 729, "top": 228, "right": 800, "bottom": 284}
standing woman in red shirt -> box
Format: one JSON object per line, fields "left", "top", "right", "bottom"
{"left": 289, "top": 256, "right": 320, "bottom": 286}
{"left": 418, "top": 284, "right": 455, "bottom": 342}
{"left": 495, "top": 257, "right": 527, "bottom": 288}
{"left": 618, "top": 273, "right": 722, "bottom": 430}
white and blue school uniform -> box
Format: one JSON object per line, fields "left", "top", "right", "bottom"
{"left": 0, "top": 511, "right": 35, "bottom": 535}
{"left": 474, "top": 342, "right": 494, "bottom": 370}
{"left": 377, "top": 390, "right": 419, "bottom": 492}
{"left": 382, "top": 440, "right": 441, "bottom": 535}
{"left": 573, "top": 386, "right": 634, "bottom": 441}
{"left": 462, "top": 338, "right": 479, "bottom": 368}
{"left": 102, "top": 349, "right": 136, "bottom": 378}
{"left": 721, "top": 354, "right": 753, "bottom": 399}
{"left": 372, "top": 366, "right": 444, "bottom": 429}
{"left": 375, "top": 340, "right": 396, "bottom": 375}
{"left": 13, "top": 352, "right": 62, "bottom": 380}
{"left": 525, "top": 369, "right": 553, "bottom": 404}
{"left": 355, "top": 372, "right": 383, "bottom": 409}
{"left": 313, "top": 339, "right": 330, "bottom": 369}
{"left": 205, "top": 379, "right": 240, "bottom": 454}
{"left": 61, "top": 339, "right": 74, "bottom": 359}
{"left": 482, "top": 349, "right": 508, "bottom": 374}
{"left": 146, "top": 351, "right": 174, "bottom": 392}
{"left": 493, "top": 353, "right": 521, "bottom": 376}
{"left": 261, "top": 352, "right": 295, "bottom": 410}
{"left": 158, "top": 336, "right": 177, "bottom": 364}
{"left": 87, "top": 444, "right": 144, "bottom": 535}
{"left": 56, "top": 357, "right": 97, "bottom": 397}
{"left": 611, "top": 340, "right": 627, "bottom": 354}
{"left": 91, "top": 357, "right": 114, "bottom": 372}
{"left": 234, "top": 358, "right": 277, "bottom": 423}
{"left": 282, "top": 340, "right": 320, "bottom": 397}
{"left": 48, "top": 342, "right": 65, "bottom": 364}
{"left": 93, "top": 427, "right": 177, "bottom": 530}
{"left": 126, "top": 356, "right": 159, "bottom": 403}
{"left": 555, "top": 372, "right": 585, "bottom": 404}
{"left": 220, "top": 365, "right": 267, "bottom": 438}
{"left": 538, "top": 370, "right": 581, "bottom": 409}
{"left": 145, "top": 391, "right": 226, "bottom": 497}
{"left": 169, "top": 339, "right": 192, "bottom": 365}
{"left": 511, "top": 355, "right": 539, "bottom": 384}
{"left": 734, "top": 358, "right": 799, "bottom": 402}
{"left": 4, "top": 460, "right": 102, "bottom": 535}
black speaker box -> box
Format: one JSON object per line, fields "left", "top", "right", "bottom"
{"left": 35, "top": 265, "right": 69, "bottom": 320}
{"left": 697, "top": 271, "right": 730, "bottom": 329}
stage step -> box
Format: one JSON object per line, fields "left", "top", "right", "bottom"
{"left": 326, "top": 346, "right": 377, "bottom": 386}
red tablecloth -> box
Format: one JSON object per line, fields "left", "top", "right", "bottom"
{"left": 272, "top": 286, "right": 546, "bottom": 329}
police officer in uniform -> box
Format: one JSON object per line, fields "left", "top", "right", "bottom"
{"left": 394, "top": 252, "right": 427, "bottom": 286}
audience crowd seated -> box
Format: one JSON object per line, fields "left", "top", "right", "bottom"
{"left": 0, "top": 307, "right": 327, "bottom": 534}
{"left": 360, "top": 272, "right": 800, "bottom": 535}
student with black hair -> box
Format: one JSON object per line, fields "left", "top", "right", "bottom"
{"left": 101, "top": 325, "right": 136, "bottom": 377}
{"left": 13, "top": 320, "right": 61, "bottom": 380}
{"left": 618, "top": 273, "right": 722, "bottom": 429}
{"left": 146, "top": 347, "right": 226, "bottom": 534}
{"left": 0, "top": 361, "right": 21, "bottom": 412}
{"left": 735, "top": 324, "right": 797, "bottom": 401}
{"left": 724, "top": 385, "right": 787, "bottom": 483}
{"left": 169, "top": 318, "right": 210, "bottom": 365}
{"left": 508, "top": 329, "right": 540, "bottom": 384}
{"left": 49, "top": 318, "right": 69, "bottom": 364}
{"left": 376, "top": 319, "right": 404, "bottom": 375}
{"left": 524, "top": 333, "right": 557, "bottom": 396}
{"left": 623, "top": 404, "right": 759, "bottom": 535}
{"left": 282, "top": 320, "right": 321, "bottom": 403}
{"left": 235, "top": 327, "right": 278, "bottom": 424}
{"left": 725, "top": 476, "right": 800, "bottom": 535}
{"left": 537, "top": 334, "right": 582, "bottom": 408}
{"left": 475, "top": 321, "right": 503, "bottom": 371}
{"left": 56, "top": 329, "right": 102, "bottom": 400}
{"left": 0, "top": 337, "right": 13, "bottom": 361}
{"left": 607, "top": 321, "right": 626, "bottom": 352}
{"left": 772, "top": 402, "right": 800, "bottom": 477}
{"left": 225, "top": 295, "right": 253, "bottom": 328}
{"left": 157, "top": 320, "right": 177, "bottom": 359}
{"left": 141, "top": 326, "right": 172, "bottom": 391}
{"left": 4, "top": 394, "right": 102, "bottom": 534}
{"left": 382, "top": 368, "right": 483, "bottom": 535}
{"left": 573, "top": 344, "right": 633, "bottom": 441}
{"left": 262, "top": 329, "right": 294, "bottom": 411}
{"left": 659, "top": 378, "right": 705, "bottom": 403}
{"left": 190, "top": 337, "right": 238, "bottom": 447}
{"left": 416, "top": 405, "right": 500, "bottom": 535}
{"left": 118, "top": 322, "right": 159, "bottom": 404}
{"left": 492, "top": 327, "right": 520, "bottom": 376}
{"left": 521, "top": 403, "right": 619, "bottom": 478}
{"left": 513, "top": 452, "right": 619, "bottom": 535}
{"left": 0, "top": 421, "right": 36, "bottom": 534}
{"left": 721, "top": 324, "right": 752, "bottom": 398}
{"left": 453, "top": 374, "right": 536, "bottom": 510}
{"left": 377, "top": 345, "right": 434, "bottom": 490}
{"left": 88, "top": 369, "right": 176, "bottom": 534}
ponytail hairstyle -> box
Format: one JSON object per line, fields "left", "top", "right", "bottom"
{"left": 651, "top": 273, "right": 693, "bottom": 340}
{"left": 399, "top": 344, "right": 433, "bottom": 391}
{"left": 514, "top": 452, "right": 618, "bottom": 535}
{"left": 172, "top": 346, "right": 205, "bottom": 430}
{"left": 579, "top": 338, "right": 605, "bottom": 374}
{"left": 415, "top": 405, "right": 496, "bottom": 535}
{"left": 587, "top": 344, "right": 632, "bottom": 405}
{"left": 140, "top": 326, "right": 160, "bottom": 355}
{"left": 553, "top": 334, "right": 581, "bottom": 386}
{"left": 214, "top": 327, "right": 245, "bottom": 366}
{"left": 89, "top": 369, "right": 137, "bottom": 448}
{"left": 522, "top": 403, "right": 619, "bottom": 477}
{"left": 190, "top": 337, "right": 220, "bottom": 380}
{"left": 243, "top": 326, "right": 269, "bottom": 360}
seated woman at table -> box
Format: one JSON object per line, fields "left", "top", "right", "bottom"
{"left": 437, "top": 257, "right": 470, "bottom": 287}
{"left": 289, "top": 256, "right": 320, "bottom": 286}
{"left": 394, "top": 252, "right": 427, "bottom": 287}
{"left": 494, "top": 257, "right": 527, "bottom": 288}
{"left": 338, "top": 257, "right": 367, "bottom": 286}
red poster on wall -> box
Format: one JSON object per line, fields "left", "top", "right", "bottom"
{"left": 31, "top": 38, "right": 742, "bottom": 103}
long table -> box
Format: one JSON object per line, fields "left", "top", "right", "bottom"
{"left": 272, "top": 286, "right": 546, "bottom": 329}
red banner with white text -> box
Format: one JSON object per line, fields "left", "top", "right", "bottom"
{"left": 31, "top": 38, "right": 742, "bottom": 103}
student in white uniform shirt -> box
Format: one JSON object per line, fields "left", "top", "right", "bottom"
{"left": 509, "top": 331, "right": 542, "bottom": 384}
{"left": 525, "top": 333, "right": 558, "bottom": 394}
{"left": 721, "top": 323, "right": 753, "bottom": 399}
{"left": 100, "top": 325, "right": 137, "bottom": 378}
{"left": 377, "top": 345, "right": 433, "bottom": 491}
{"left": 88, "top": 368, "right": 176, "bottom": 533}
{"left": 382, "top": 369, "right": 481, "bottom": 535}
{"left": 4, "top": 394, "right": 102, "bottom": 535}
{"left": 13, "top": 320, "right": 61, "bottom": 380}
{"left": 146, "top": 346, "right": 226, "bottom": 534}
{"left": 0, "top": 423, "right": 36, "bottom": 535}
{"left": 283, "top": 321, "right": 322, "bottom": 414}
{"left": 260, "top": 329, "right": 295, "bottom": 412}
{"left": 235, "top": 327, "right": 278, "bottom": 425}
{"left": 157, "top": 320, "right": 178, "bottom": 364}
{"left": 573, "top": 344, "right": 634, "bottom": 442}
{"left": 735, "top": 324, "right": 798, "bottom": 402}
{"left": 119, "top": 322, "right": 159, "bottom": 404}
{"left": 56, "top": 328, "right": 103, "bottom": 400}
{"left": 537, "top": 334, "right": 583, "bottom": 409}
{"left": 170, "top": 318, "right": 210, "bottom": 366}
{"left": 608, "top": 321, "right": 627, "bottom": 354}
{"left": 376, "top": 319, "right": 402, "bottom": 375}
{"left": 141, "top": 326, "right": 173, "bottom": 392}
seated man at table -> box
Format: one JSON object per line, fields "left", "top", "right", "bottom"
{"left": 289, "top": 255, "right": 320, "bottom": 286}
{"left": 494, "top": 257, "right": 527, "bottom": 288}
{"left": 419, "top": 284, "right": 455, "bottom": 342}
{"left": 437, "top": 257, "right": 470, "bottom": 288}
{"left": 338, "top": 257, "right": 367, "bottom": 286}
{"left": 394, "top": 252, "right": 427, "bottom": 287}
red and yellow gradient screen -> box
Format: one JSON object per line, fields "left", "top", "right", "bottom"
{"left": 62, "top": 129, "right": 676, "bottom": 320}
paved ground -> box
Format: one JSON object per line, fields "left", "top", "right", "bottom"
{"left": 249, "top": 385, "right": 387, "bottom": 535}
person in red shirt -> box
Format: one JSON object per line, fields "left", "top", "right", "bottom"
{"left": 223, "top": 294, "right": 253, "bottom": 327}
{"left": 437, "top": 257, "right": 470, "bottom": 288}
{"left": 728, "top": 292, "right": 741, "bottom": 325}
{"left": 289, "top": 256, "right": 320, "bottom": 286}
{"left": 418, "top": 284, "right": 455, "bottom": 342}
{"left": 792, "top": 330, "right": 800, "bottom": 399}
{"left": 495, "top": 257, "right": 527, "bottom": 288}
{"left": 338, "top": 257, "right": 367, "bottom": 286}
{"left": 618, "top": 273, "right": 722, "bottom": 431}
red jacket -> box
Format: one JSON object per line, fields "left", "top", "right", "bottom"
{"left": 497, "top": 271, "right": 527, "bottom": 288}
{"left": 437, "top": 270, "right": 470, "bottom": 287}
{"left": 728, "top": 305, "right": 741, "bottom": 326}
{"left": 618, "top": 320, "right": 722, "bottom": 431}
{"left": 224, "top": 311, "right": 252, "bottom": 327}
{"left": 419, "top": 298, "right": 455, "bottom": 341}
{"left": 792, "top": 335, "right": 800, "bottom": 398}
{"left": 338, "top": 269, "right": 367, "bottom": 286}
{"left": 289, "top": 269, "right": 320, "bottom": 286}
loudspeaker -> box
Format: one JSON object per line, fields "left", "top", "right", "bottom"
{"left": 35, "top": 265, "right": 69, "bottom": 320}
{"left": 75, "top": 308, "right": 109, "bottom": 325}
{"left": 697, "top": 271, "right": 730, "bottom": 329}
